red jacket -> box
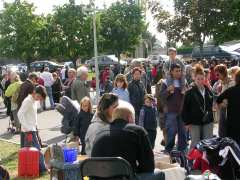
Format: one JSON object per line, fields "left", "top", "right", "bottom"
{"left": 151, "top": 67, "right": 157, "bottom": 77}
{"left": 37, "top": 78, "right": 44, "bottom": 86}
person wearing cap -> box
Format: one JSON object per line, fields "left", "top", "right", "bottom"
{"left": 71, "top": 66, "right": 90, "bottom": 103}
{"left": 163, "top": 47, "right": 186, "bottom": 94}
{"left": 139, "top": 94, "right": 157, "bottom": 149}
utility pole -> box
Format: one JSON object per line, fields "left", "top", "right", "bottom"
{"left": 90, "top": 0, "right": 100, "bottom": 102}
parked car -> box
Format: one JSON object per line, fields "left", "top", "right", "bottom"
{"left": 148, "top": 55, "right": 168, "bottom": 65}
{"left": 64, "top": 61, "right": 74, "bottom": 68}
{"left": 30, "top": 61, "right": 63, "bottom": 72}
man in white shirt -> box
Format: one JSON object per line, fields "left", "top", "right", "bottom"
{"left": 60, "top": 66, "right": 66, "bottom": 82}
{"left": 40, "top": 67, "right": 55, "bottom": 109}
{"left": 18, "top": 85, "right": 47, "bottom": 173}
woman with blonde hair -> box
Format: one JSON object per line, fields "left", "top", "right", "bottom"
{"left": 5, "top": 72, "right": 22, "bottom": 133}
{"left": 112, "top": 74, "right": 130, "bottom": 102}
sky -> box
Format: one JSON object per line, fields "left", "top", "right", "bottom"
{"left": 0, "top": 0, "right": 174, "bottom": 45}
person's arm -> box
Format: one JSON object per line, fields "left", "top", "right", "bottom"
{"left": 71, "top": 83, "right": 76, "bottom": 100}
{"left": 138, "top": 109, "right": 145, "bottom": 127}
{"left": 73, "top": 114, "right": 80, "bottom": 137}
{"left": 159, "top": 81, "right": 172, "bottom": 105}
{"left": 137, "top": 129, "right": 155, "bottom": 173}
{"left": 50, "top": 73, "right": 54, "bottom": 86}
{"left": 181, "top": 91, "right": 192, "bottom": 125}
{"left": 125, "top": 90, "right": 130, "bottom": 102}
{"left": 216, "top": 88, "right": 230, "bottom": 105}
{"left": 128, "top": 83, "right": 133, "bottom": 103}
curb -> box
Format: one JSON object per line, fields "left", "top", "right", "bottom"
{"left": 0, "top": 138, "right": 20, "bottom": 145}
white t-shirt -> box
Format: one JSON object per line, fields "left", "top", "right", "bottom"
{"left": 18, "top": 95, "right": 38, "bottom": 132}
{"left": 40, "top": 71, "right": 54, "bottom": 87}
{"left": 61, "top": 68, "right": 66, "bottom": 80}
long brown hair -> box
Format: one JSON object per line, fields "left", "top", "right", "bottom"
{"left": 97, "top": 93, "right": 118, "bottom": 122}
{"left": 113, "top": 74, "right": 128, "bottom": 89}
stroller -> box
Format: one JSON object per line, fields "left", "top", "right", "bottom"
{"left": 56, "top": 96, "right": 80, "bottom": 143}
{"left": 4, "top": 96, "right": 16, "bottom": 133}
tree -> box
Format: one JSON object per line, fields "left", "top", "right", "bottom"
{"left": 0, "top": 0, "right": 46, "bottom": 65}
{"left": 99, "top": 2, "right": 145, "bottom": 61}
{"left": 151, "top": 0, "right": 240, "bottom": 51}
{"left": 211, "top": 1, "right": 240, "bottom": 44}
{"left": 50, "top": 0, "right": 94, "bottom": 64}
{"left": 150, "top": 1, "right": 191, "bottom": 48}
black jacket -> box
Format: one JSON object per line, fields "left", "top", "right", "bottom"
{"left": 217, "top": 85, "right": 240, "bottom": 144}
{"left": 91, "top": 119, "right": 154, "bottom": 174}
{"left": 74, "top": 111, "right": 93, "bottom": 139}
{"left": 52, "top": 78, "right": 62, "bottom": 95}
{"left": 128, "top": 80, "right": 146, "bottom": 113}
{"left": 17, "top": 79, "right": 34, "bottom": 109}
{"left": 182, "top": 85, "right": 214, "bottom": 125}
{"left": 139, "top": 105, "right": 157, "bottom": 130}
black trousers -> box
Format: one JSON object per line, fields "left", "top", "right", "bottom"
{"left": 147, "top": 130, "right": 157, "bottom": 149}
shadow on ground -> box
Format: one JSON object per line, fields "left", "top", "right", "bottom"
{"left": 0, "top": 132, "right": 17, "bottom": 140}
{"left": 0, "top": 113, "right": 8, "bottom": 119}
{"left": 44, "top": 134, "right": 66, "bottom": 145}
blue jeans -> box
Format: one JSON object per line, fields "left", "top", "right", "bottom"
{"left": 165, "top": 112, "right": 187, "bottom": 152}
{"left": 20, "top": 132, "right": 46, "bottom": 173}
{"left": 45, "top": 86, "right": 55, "bottom": 108}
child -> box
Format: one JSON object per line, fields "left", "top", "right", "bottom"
{"left": 74, "top": 97, "right": 93, "bottom": 155}
{"left": 112, "top": 74, "right": 130, "bottom": 102}
{"left": 163, "top": 47, "right": 186, "bottom": 94}
{"left": 17, "top": 85, "right": 47, "bottom": 173}
{"left": 139, "top": 94, "right": 157, "bottom": 149}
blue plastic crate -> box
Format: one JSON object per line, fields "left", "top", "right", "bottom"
{"left": 63, "top": 148, "right": 78, "bottom": 163}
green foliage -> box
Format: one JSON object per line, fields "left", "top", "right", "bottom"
{"left": 0, "top": 0, "right": 147, "bottom": 63}
{"left": 0, "top": 0, "right": 45, "bottom": 63}
{"left": 50, "top": 2, "right": 94, "bottom": 62}
{"left": 151, "top": 0, "right": 240, "bottom": 47}
{"left": 177, "top": 46, "right": 193, "bottom": 54}
{"left": 99, "top": 2, "right": 145, "bottom": 60}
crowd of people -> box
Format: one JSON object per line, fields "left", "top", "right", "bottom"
{"left": 1, "top": 47, "right": 240, "bottom": 178}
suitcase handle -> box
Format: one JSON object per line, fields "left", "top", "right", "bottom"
{"left": 25, "top": 132, "right": 33, "bottom": 147}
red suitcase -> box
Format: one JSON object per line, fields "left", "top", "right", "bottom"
{"left": 18, "top": 133, "right": 40, "bottom": 178}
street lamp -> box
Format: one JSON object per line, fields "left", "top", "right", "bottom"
{"left": 90, "top": 0, "right": 100, "bottom": 103}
